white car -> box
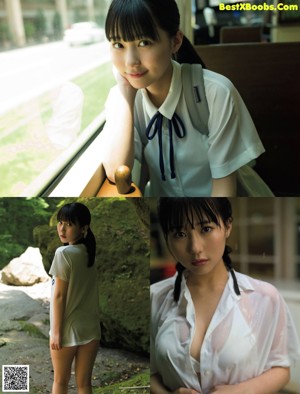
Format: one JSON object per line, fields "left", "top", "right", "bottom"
{"left": 63, "top": 22, "right": 105, "bottom": 46}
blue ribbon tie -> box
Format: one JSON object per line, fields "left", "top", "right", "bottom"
{"left": 145, "top": 112, "right": 186, "bottom": 181}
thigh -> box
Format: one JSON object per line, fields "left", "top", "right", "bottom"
{"left": 75, "top": 340, "right": 100, "bottom": 385}
{"left": 50, "top": 345, "right": 78, "bottom": 381}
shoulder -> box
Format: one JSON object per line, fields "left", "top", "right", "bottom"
{"left": 151, "top": 276, "right": 177, "bottom": 331}
{"left": 203, "top": 68, "right": 237, "bottom": 99}
{"left": 236, "top": 272, "right": 282, "bottom": 304}
{"left": 54, "top": 245, "right": 68, "bottom": 257}
{"left": 151, "top": 276, "right": 176, "bottom": 303}
{"left": 55, "top": 244, "right": 85, "bottom": 259}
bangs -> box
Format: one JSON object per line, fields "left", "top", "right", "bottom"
{"left": 57, "top": 204, "right": 78, "bottom": 225}
{"left": 105, "top": 0, "right": 160, "bottom": 42}
{"left": 158, "top": 198, "right": 223, "bottom": 235}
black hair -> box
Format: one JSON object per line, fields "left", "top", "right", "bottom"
{"left": 157, "top": 198, "right": 240, "bottom": 301}
{"left": 57, "top": 202, "right": 96, "bottom": 267}
{"left": 105, "top": 0, "right": 206, "bottom": 68}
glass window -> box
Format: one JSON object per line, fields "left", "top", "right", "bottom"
{"left": 0, "top": 0, "right": 114, "bottom": 196}
{"left": 150, "top": 198, "right": 300, "bottom": 283}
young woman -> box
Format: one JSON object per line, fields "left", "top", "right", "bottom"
{"left": 151, "top": 198, "right": 300, "bottom": 394}
{"left": 102, "top": 0, "right": 266, "bottom": 197}
{"left": 49, "top": 202, "right": 100, "bottom": 394}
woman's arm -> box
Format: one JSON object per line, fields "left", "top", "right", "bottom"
{"left": 102, "top": 71, "right": 137, "bottom": 183}
{"left": 50, "top": 277, "right": 68, "bottom": 351}
{"left": 210, "top": 367, "right": 290, "bottom": 394}
{"left": 211, "top": 172, "right": 236, "bottom": 197}
{"left": 151, "top": 373, "right": 200, "bottom": 394}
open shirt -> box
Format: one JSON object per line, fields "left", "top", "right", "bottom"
{"left": 150, "top": 271, "right": 300, "bottom": 394}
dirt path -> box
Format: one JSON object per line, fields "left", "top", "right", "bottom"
{"left": 0, "top": 281, "right": 149, "bottom": 394}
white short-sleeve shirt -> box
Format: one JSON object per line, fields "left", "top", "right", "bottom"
{"left": 150, "top": 272, "right": 300, "bottom": 394}
{"left": 103, "top": 60, "right": 265, "bottom": 196}
{"left": 49, "top": 244, "right": 101, "bottom": 347}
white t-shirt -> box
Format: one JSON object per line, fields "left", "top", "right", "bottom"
{"left": 150, "top": 271, "right": 300, "bottom": 394}
{"left": 49, "top": 244, "right": 101, "bottom": 347}
{"left": 103, "top": 60, "right": 265, "bottom": 196}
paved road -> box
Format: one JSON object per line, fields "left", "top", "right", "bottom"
{"left": 0, "top": 40, "right": 111, "bottom": 115}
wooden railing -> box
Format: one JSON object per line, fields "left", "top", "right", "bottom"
{"left": 80, "top": 163, "right": 142, "bottom": 197}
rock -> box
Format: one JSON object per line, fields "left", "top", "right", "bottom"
{"left": 1, "top": 247, "right": 50, "bottom": 286}
{"left": 0, "top": 288, "right": 46, "bottom": 323}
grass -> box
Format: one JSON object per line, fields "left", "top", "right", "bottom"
{"left": 18, "top": 321, "right": 47, "bottom": 339}
{"left": 93, "top": 370, "right": 150, "bottom": 394}
{"left": 0, "top": 62, "right": 115, "bottom": 196}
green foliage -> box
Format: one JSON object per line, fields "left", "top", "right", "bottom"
{"left": 93, "top": 369, "right": 150, "bottom": 394}
{"left": 34, "top": 9, "right": 47, "bottom": 40}
{"left": 0, "top": 62, "right": 115, "bottom": 196}
{"left": 52, "top": 11, "right": 63, "bottom": 40}
{"left": 0, "top": 198, "right": 55, "bottom": 269}
{"left": 18, "top": 321, "right": 47, "bottom": 339}
{"left": 24, "top": 21, "right": 37, "bottom": 40}
{"left": 0, "top": 22, "right": 11, "bottom": 43}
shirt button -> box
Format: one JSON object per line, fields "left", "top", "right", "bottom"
{"left": 204, "top": 370, "right": 210, "bottom": 376}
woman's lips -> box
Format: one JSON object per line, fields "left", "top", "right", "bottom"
{"left": 126, "top": 71, "right": 147, "bottom": 78}
{"left": 191, "top": 259, "right": 208, "bottom": 266}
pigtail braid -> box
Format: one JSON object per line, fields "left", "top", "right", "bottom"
{"left": 173, "top": 262, "right": 185, "bottom": 302}
{"left": 223, "top": 245, "right": 240, "bottom": 296}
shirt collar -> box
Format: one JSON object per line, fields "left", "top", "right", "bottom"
{"left": 180, "top": 269, "right": 255, "bottom": 303}
{"left": 234, "top": 271, "right": 255, "bottom": 293}
{"left": 141, "top": 60, "right": 182, "bottom": 120}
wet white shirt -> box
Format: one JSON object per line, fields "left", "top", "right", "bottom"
{"left": 50, "top": 244, "right": 101, "bottom": 347}
{"left": 103, "top": 60, "right": 265, "bottom": 196}
{"left": 150, "top": 271, "right": 300, "bottom": 394}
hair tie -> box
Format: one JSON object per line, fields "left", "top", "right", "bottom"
{"left": 173, "top": 262, "right": 185, "bottom": 302}
{"left": 223, "top": 245, "right": 240, "bottom": 296}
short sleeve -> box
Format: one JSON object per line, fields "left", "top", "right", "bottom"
{"left": 204, "top": 71, "right": 265, "bottom": 178}
{"left": 264, "top": 289, "right": 300, "bottom": 369}
{"left": 49, "top": 247, "right": 71, "bottom": 282}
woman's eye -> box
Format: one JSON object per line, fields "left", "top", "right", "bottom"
{"left": 201, "top": 226, "right": 212, "bottom": 233}
{"left": 112, "top": 41, "right": 123, "bottom": 49}
{"left": 139, "top": 39, "right": 151, "bottom": 47}
{"left": 173, "top": 231, "right": 186, "bottom": 239}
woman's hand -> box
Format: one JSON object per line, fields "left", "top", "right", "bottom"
{"left": 50, "top": 333, "right": 62, "bottom": 351}
{"left": 113, "top": 66, "right": 137, "bottom": 102}
{"left": 171, "top": 389, "right": 200, "bottom": 394}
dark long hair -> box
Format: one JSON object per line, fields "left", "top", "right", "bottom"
{"left": 157, "top": 198, "right": 240, "bottom": 301}
{"left": 57, "top": 202, "right": 96, "bottom": 267}
{"left": 105, "top": 0, "right": 206, "bottom": 67}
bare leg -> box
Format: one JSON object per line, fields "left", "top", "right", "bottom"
{"left": 50, "top": 345, "right": 77, "bottom": 394}
{"left": 75, "top": 340, "right": 99, "bottom": 394}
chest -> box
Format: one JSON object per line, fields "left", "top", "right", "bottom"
{"left": 190, "top": 292, "right": 223, "bottom": 360}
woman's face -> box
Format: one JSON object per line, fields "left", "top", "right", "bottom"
{"left": 166, "top": 213, "right": 232, "bottom": 277}
{"left": 109, "top": 26, "right": 182, "bottom": 95}
{"left": 57, "top": 220, "right": 84, "bottom": 245}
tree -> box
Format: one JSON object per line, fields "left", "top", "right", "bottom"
{"left": 35, "top": 9, "right": 47, "bottom": 41}
{"left": 52, "top": 11, "right": 63, "bottom": 40}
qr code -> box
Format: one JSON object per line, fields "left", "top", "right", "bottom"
{"left": 2, "top": 365, "right": 29, "bottom": 392}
